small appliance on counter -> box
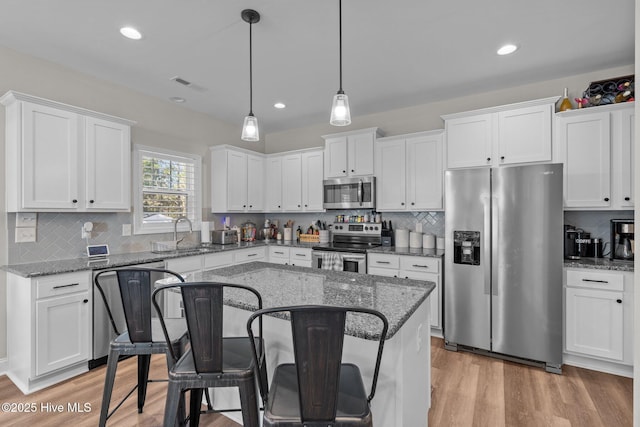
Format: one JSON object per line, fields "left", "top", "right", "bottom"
{"left": 211, "top": 229, "right": 238, "bottom": 245}
{"left": 611, "top": 219, "right": 634, "bottom": 261}
{"left": 241, "top": 221, "right": 257, "bottom": 242}
{"left": 564, "top": 225, "right": 592, "bottom": 260}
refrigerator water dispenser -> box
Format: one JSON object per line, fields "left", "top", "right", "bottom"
{"left": 453, "top": 231, "right": 481, "bottom": 265}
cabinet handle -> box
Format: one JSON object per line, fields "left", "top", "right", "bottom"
{"left": 53, "top": 283, "right": 80, "bottom": 289}
{"left": 376, "top": 261, "right": 391, "bottom": 264}
{"left": 247, "top": 253, "right": 257, "bottom": 257}
{"left": 604, "top": 198, "right": 609, "bottom": 202}
{"left": 625, "top": 197, "right": 631, "bottom": 201}
{"left": 295, "top": 253, "right": 305, "bottom": 256}
{"left": 617, "top": 299, "right": 622, "bottom": 304}
{"left": 89, "top": 200, "right": 94, "bottom": 204}
{"left": 72, "top": 199, "right": 78, "bottom": 203}
{"left": 274, "top": 251, "right": 284, "bottom": 254}
{"left": 83, "top": 299, "right": 89, "bottom": 303}
{"left": 582, "top": 278, "right": 608, "bottom": 284}
{"left": 486, "top": 157, "right": 491, "bottom": 162}
{"left": 412, "top": 264, "right": 429, "bottom": 269}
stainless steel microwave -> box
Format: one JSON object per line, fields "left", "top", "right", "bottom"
{"left": 323, "top": 176, "right": 376, "bottom": 209}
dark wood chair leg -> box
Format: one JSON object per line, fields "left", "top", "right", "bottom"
{"left": 163, "top": 382, "right": 183, "bottom": 427}
{"left": 137, "top": 354, "right": 152, "bottom": 413}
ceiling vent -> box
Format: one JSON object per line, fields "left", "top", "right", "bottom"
{"left": 170, "top": 76, "right": 207, "bottom": 92}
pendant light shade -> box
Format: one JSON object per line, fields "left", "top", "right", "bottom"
{"left": 241, "top": 113, "right": 259, "bottom": 141}
{"left": 241, "top": 9, "right": 260, "bottom": 141}
{"left": 330, "top": 0, "right": 351, "bottom": 126}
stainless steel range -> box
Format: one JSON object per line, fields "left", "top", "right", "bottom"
{"left": 312, "top": 223, "right": 382, "bottom": 273}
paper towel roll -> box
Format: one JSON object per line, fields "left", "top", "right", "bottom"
{"left": 201, "top": 221, "right": 211, "bottom": 243}
{"left": 395, "top": 228, "right": 409, "bottom": 247}
{"left": 436, "top": 237, "right": 445, "bottom": 250}
{"left": 410, "top": 232, "right": 423, "bottom": 248}
{"left": 423, "top": 233, "right": 435, "bottom": 249}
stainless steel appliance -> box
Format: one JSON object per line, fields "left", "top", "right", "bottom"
{"left": 611, "top": 219, "right": 634, "bottom": 261}
{"left": 312, "top": 223, "right": 382, "bottom": 273}
{"left": 323, "top": 176, "right": 376, "bottom": 209}
{"left": 211, "top": 229, "right": 238, "bottom": 245}
{"left": 444, "top": 164, "right": 563, "bottom": 374}
{"left": 90, "top": 262, "right": 165, "bottom": 369}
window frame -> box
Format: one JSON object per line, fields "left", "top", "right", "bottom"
{"left": 133, "top": 144, "right": 202, "bottom": 235}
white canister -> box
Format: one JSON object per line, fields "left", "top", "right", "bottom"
{"left": 410, "top": 232, "right": 423, "bottom": 248}
{"left": 201, "top": 221, "right": 211, "bottom": 243}
{"left": 319, "top": 230, "right": 330, "bottom": 243}
{"left": 395, "top": 228, "right": 409, "bottom": 248}
{"left": 423, "top": 233, "right": 436, "bottom": 249}
{"left": 284, "top": 227, "right": 293, "bottom": 241}
{"left": 436, "top": 237, "right": 445, "bottom": 250}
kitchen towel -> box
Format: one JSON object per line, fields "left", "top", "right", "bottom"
{"left": 201, "top": 221, "right": 211, "bottom": 243}
{"left": 321, "top": 252, "right": 343, "bottom": 271}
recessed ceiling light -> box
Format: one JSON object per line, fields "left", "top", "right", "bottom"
{"left": 170, "top": 97, "right": 186, "bottom": 103}
{"left": 120, "top": 27, "right": 142, "bottom": 40}
{"left": 497, "top": 44, "right": 518, "bottom": 56}
{"left": 274, "top": 102, "right": 286, "bottom": 109}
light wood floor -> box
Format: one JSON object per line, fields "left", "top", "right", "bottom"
{"left": 0, "top": 337, "right": 632, "bottom": 426}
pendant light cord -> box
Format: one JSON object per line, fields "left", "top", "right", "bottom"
{"left": 338, "top": 0, "right": 343, "bottom": 94}
{"left": 249, "top": 20, "right": 254, "bottom": 115}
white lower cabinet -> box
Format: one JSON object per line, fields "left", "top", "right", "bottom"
{"left": 268, "top": 246, "right": 312, "bottom": 268}
{"left": 564, "top": 268, "right": 633, "bottom": 375}
{"left": 7, "top": 271, "right": 91, "bottom": 394}
{"left": 368, "top": 253, "right": 442, "bottom": 332}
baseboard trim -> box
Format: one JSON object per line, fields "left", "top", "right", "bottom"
{"left": 0, "top": 358, "right": 7, "bottom": 375}
{"left": 564, "top": 353, "right": 633, "bottom": 378}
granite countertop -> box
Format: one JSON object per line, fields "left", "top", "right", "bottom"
{"left": 1, "top": 240, "right": 318, "bottom": 278}
{"left": 564, "top": 258, "right": 634, "bottom": 272}
{"left": 182, "top": 261, "right": 436, "bottom": 341}
{"left": 367, "top": 246, "right": 445, "bottom": 258}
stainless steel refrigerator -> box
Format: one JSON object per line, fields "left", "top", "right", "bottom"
{"left": 444, "top": 163, "right": 563, "bottom": 373}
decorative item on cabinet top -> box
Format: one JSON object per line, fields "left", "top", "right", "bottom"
{"left": 580, "top": 75, "right": 634, "bottom": 108}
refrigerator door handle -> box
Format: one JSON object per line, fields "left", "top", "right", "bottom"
{"left": 483, "top": 195, "right": 492, "bottom": 296}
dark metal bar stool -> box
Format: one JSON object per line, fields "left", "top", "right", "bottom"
{"left": 94, "top": 268, "right": 189, "bottom": 427}
{"left": 153, "top": 281, "right": 264, "bottom": 427}
{"left": 246, "top": 305, "right": 389, "bottom": 427}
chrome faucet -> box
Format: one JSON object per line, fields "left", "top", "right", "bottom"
{"left": 174, "top": 216, "right": 193, "bottom": 246}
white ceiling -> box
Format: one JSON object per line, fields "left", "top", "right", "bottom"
{"left": 0, "top": 0, "right": 634, "bottom": 135}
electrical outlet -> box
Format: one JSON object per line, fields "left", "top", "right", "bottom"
{"left": 122, "top": 224, "right": 132, "bottom": 236}
{"left": 16, "top": 227, "right": 36, "bottom": 243}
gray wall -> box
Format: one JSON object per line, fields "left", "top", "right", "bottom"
{"left": 0, "top": 42, "right": 634, "bottom": 362}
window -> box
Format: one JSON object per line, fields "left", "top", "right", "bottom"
{"left": 133, "top": 145, "right": 202, "bottom": 235}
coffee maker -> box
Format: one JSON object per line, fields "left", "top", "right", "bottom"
{"left": 611, "top": 219, "right": 634, "bottom": 261}
{"left": 564, "top": 225, "right": 591, "bottom": 259}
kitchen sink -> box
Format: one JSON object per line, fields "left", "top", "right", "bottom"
{"left": 150, "top": 241, "right": 207, "bottom": 254}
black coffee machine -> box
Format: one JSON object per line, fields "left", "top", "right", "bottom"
{"left": 611, "top": 219, "right": 634, "bottom": 261}
{"left": 564, "top": 225, "right": 591, "bottom": 259}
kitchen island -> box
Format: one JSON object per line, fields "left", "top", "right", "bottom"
{"left": 182, "top": 261, "right": 435, "bottom": 426}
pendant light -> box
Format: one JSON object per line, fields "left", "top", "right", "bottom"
{"left": 329, "top": 0, "right": 351, "bottom": 126}
{"left": 241, "top": 9, "right": 260, "bottom": 141}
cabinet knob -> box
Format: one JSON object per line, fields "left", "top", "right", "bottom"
{"left": 72, "top": 199, "right": 78, "bottom": 203}
{"left": 411, "top": 202, "right": 415, "bottom": 206}
{"left": 486, "top": 157, "right": 491, "bottom": 162}
{"left": 401, "top": 202, "right": 405, "bottom": 206}
{"left": 278, "top": 205, "right": 281, "bottom": 208}
{"left": 351, "top": 169, "right": 354, "bottom": 173}
{"left": 243, "top": 205, "right": 247, "bottom": 208}
{"left": 617, "top": 299, "right": 622, "bottom": 304}
{"left": 89, "top": 199, "right": 94, "bottom": 204}
{"left": 249, "top": 205, "right": 252, "bottom": 208}
{"left": 604, "top": 197, "right": 609, "bottom": 202}
{"left": 342, "top": 170, "right": 346, "bottom": 173}
{"left": 298, "top": 205, "right": 301, "bottom": 208}
{"left": 500, "top": 156, "right": 505, "bottom": 161}
{"left": 304, "top": 204, "right": 308, "bottom": 207}
{"left": 83, "top": 299, "right": 89, "bottom": 303}
{"left": 625, "top": 197, "right": 631, "bottom": 201}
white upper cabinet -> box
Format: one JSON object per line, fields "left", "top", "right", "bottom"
{"left": 322, "top": 127, "right": 382, "bottom": 178}
{"left": 264, "top": 148, "right": 324, "bottom": 213}
{"left": 211, "top": 146, "right": 264, "bottom": 213}
{"left": 442, "top": 97, "right": 557, "bottom": 169}
{"left": 1, "top": 91, "right": 134, "bottom": 212}
{"left": 555, "top": 102, "right": 634, "bottom": 210}
{"left": 375, "top": 130, "right": 443, "bottom": 211}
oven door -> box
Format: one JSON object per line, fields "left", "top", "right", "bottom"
{"left": 312, "top": 250, "right": 367, "bottom": 273}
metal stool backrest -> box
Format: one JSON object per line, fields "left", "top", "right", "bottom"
{"left": 247, "top": 305, "right": 389, "bottom": 422}
{"left": 153, "top": 281, "right": 263, "bottom": 368}
{"left": 94, "top": 268, "right": 184, "bottom": 342}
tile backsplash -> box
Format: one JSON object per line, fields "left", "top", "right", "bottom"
{"left": 5, "top": 209, "right": 631, "bottom": 264}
